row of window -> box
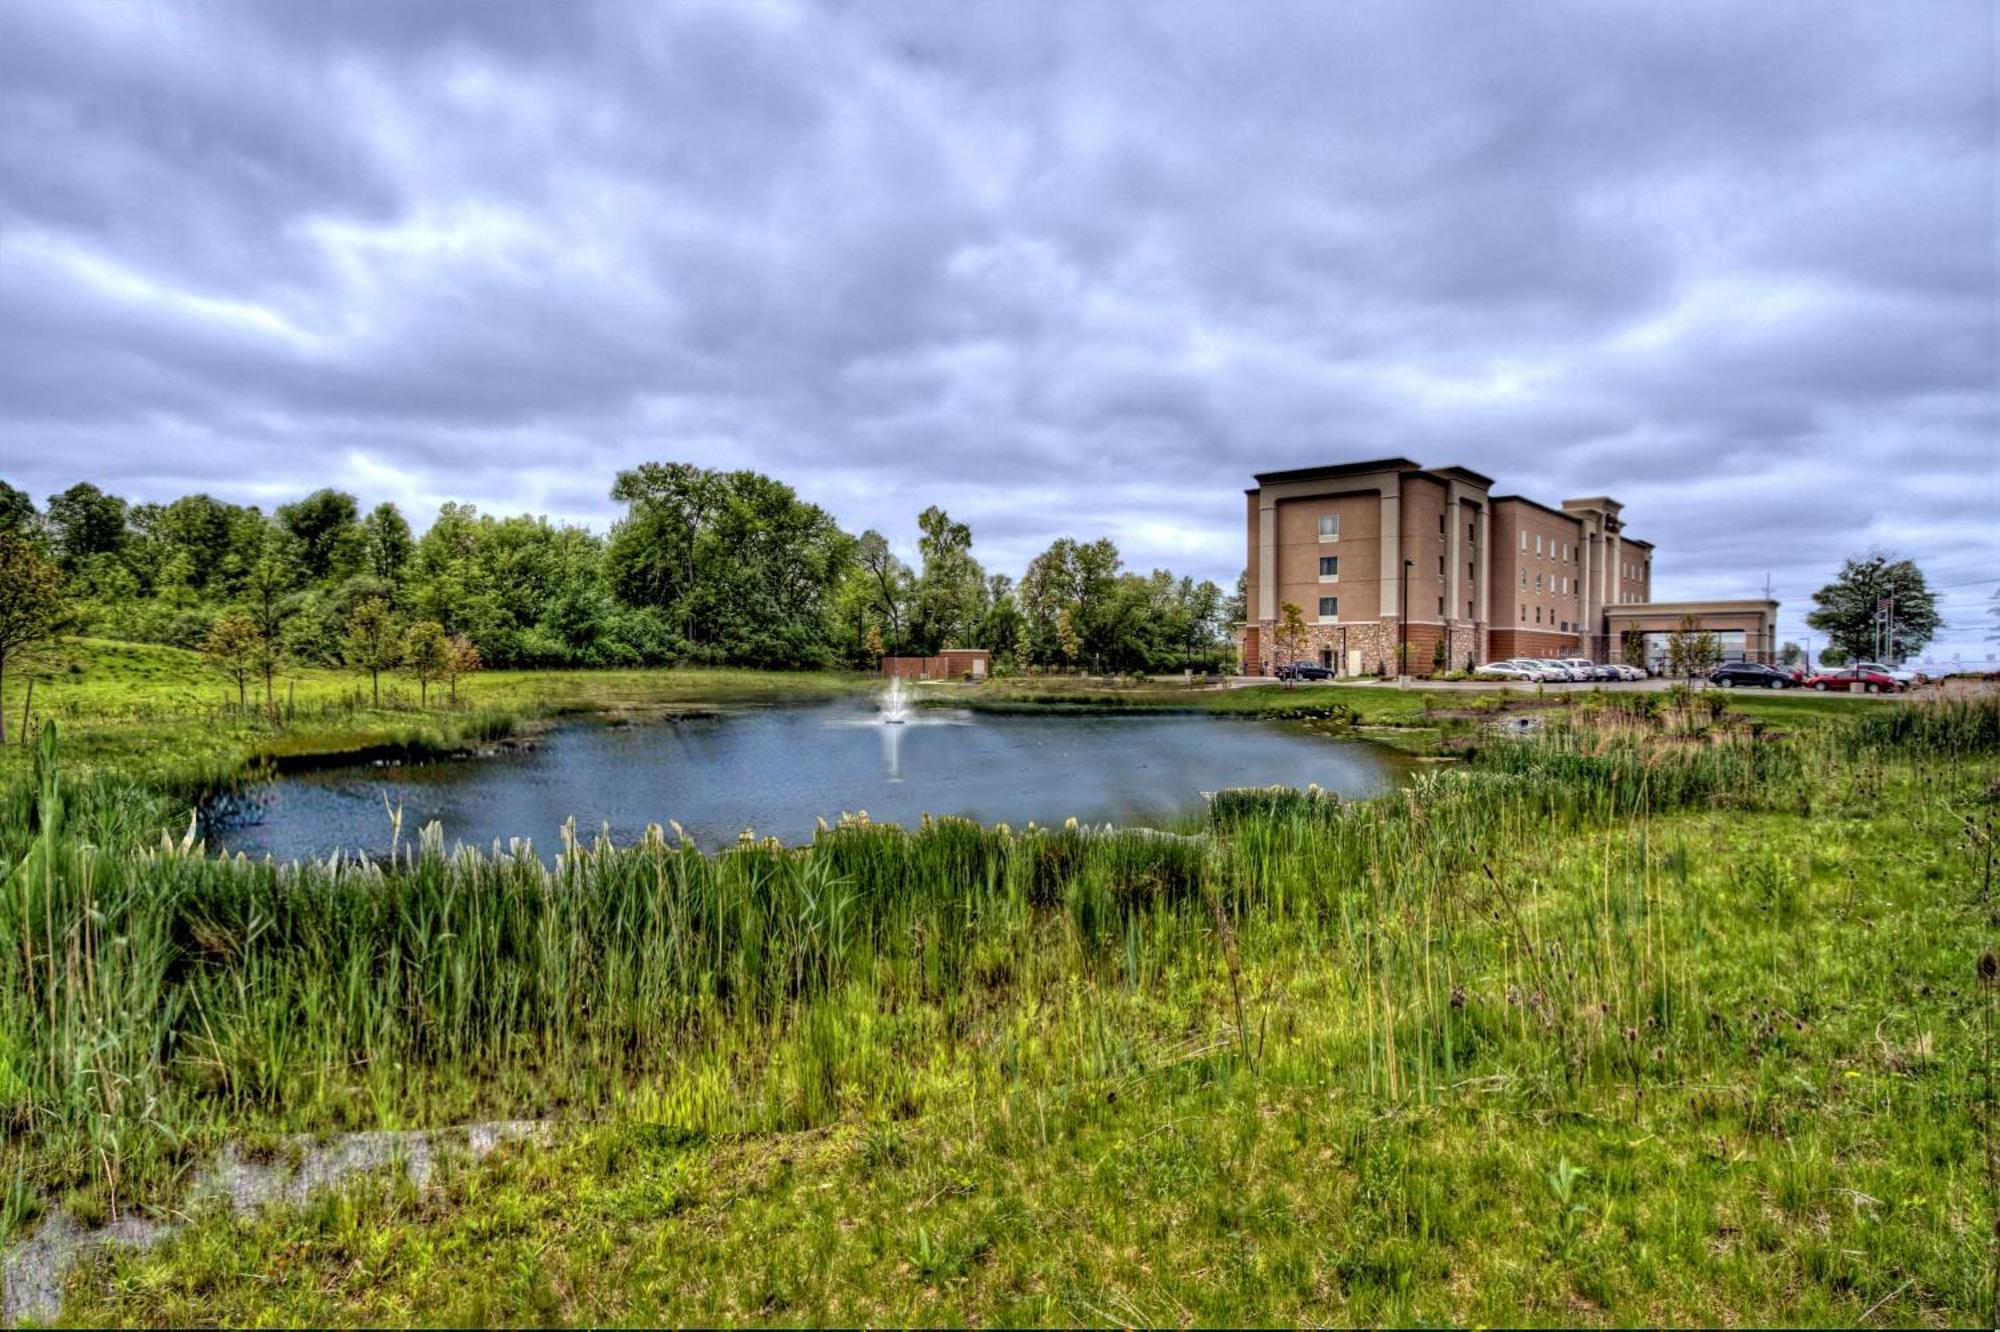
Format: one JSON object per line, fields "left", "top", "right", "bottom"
{"left": 1313, "top": 596, "right": 1479, "bottom": 622}
{"left": 1518, "top": 605, "right": 1576, "bottom": 630}
{"left": 1519, "top": 571, "right": 1579, "bottom": 595}
{"left": 1318, "top": 513, "right": 1481, "bottom": 546}
{"left": 1521, "top": 531, "right": 1575, "bottom": 561}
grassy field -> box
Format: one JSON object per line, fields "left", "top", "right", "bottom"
{"left": 0, "top": 638, "right": 872, "bottom": 792}
{"left": 1, "top": 643, "right": 1991, "bottom": 1324}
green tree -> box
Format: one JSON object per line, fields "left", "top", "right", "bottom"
{"left": 202, "top": 609, "right": 262, "bottom": 712}
{"left": 1018, "top": 537, "right": 1121, "bottom": 670}
{"left": 1805, "top": 552, "right": 1941, "bottom": 663}
{"left": 974, "top": 573, "right": 1023, "bottom": 668}
{"left": 242, "top": 532, "right": 302, "bottom": 711}
{"left": 343, "top": 597, "right": 402, "bottom": 705}
{"left": 1176, "top": 577, "right": 1226, "bottom": 670}
{"left": 0, "top": 532, "right": 69, "bottom": 744}
{"left": 277, "top": 489, "right": 364, "bottom": 583}
{"left": 362, "top": 502, "right": 415, "bottom": 583}
{"left": 846, "top": 530, "right": 911, "bottom": 658}
{"left": 45, "top": 482, "right": 127, "bottom": 571}
{"left": 911, "top": 506, "right": 984, "bottom": 654}
{"left": 0, "top": 479, "right": 34, "bottom": 534}
{"left": 1665, "top": 614, "right": 1721, "bottom": 682}
{"left": 1777, "top": 640, "right": 1803, "bottom": 668}
{"left": 606, "top": 463, "right": 852, "bottom": 667}
{"left": 1273, "top": 602, "right": 1307, "bottom": 683}
{"left": 1054, "top": 608, "right": 1082, "bottom": 670}
{"left": 402, "top": 620, "right": 451, "bottom": 706}
{"left": 1222, "top": 569, "right": 1247, "bottom": 629}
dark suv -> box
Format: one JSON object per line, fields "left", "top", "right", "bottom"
{"left": 1708, "top": 661, "right": 1794, "bottom": 689}
{"left": 1274, "top": 662, "right": 1335, "bottom": 681}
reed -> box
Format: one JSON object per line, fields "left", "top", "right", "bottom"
{"left": 2, "top": 698, "right": 1991, "bottom": 1323}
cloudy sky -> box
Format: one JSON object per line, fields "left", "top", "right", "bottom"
{"left": 3, "top": 1, "right": 1994, "bottom": 656}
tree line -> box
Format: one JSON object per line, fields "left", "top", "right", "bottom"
{"left": 0, "top": 466, "right": 1236, "bottom": 694}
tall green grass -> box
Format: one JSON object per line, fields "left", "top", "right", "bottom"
{"left": 1, "top": 695, "right": 1993, "bottom": 1256}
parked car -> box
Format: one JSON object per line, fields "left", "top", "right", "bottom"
{"left": 1804, "top": 666, "right": 1902, "bottom": 694}
{"left": 1474, "top": 660, "right": 1540, "bottom": 682}
{"left": 1709, "top": 661, "right": 1795, "bottom": 689}
{"left": 1853, "top": 660, "right": 1924, "bottom": 687}
{"left": 1274, "top": 661, "right": 1334, "bottom": 681}
{"left": 1610, "top": 663, "right": 1648, "bottom": 681}
{"left": 1526, "top": 659, "right": 1586, "bottom": 682}
{"left": 1560, "top": 658, "right": 1619, "bottom": 681}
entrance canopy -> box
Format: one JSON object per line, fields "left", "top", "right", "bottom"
{"left": 1602, "top": 599, "right": 1778, "bottom": 665}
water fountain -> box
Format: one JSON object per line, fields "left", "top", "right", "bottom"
{"left": 881, "top": 674, "right": 910, "bottom": 724}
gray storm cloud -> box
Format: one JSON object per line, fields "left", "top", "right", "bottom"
{"left": 1, "top": 0, "right": 1993, "bottom": 652}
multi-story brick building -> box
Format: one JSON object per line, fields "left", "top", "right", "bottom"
{"left": 1237, "top": 458, "right": 1775, "bottom": 676}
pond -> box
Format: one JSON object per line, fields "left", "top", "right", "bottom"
{"left": 208, "top": 698, "right": 1410, "bottom": 859}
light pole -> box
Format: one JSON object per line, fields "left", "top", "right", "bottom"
{"left": 1400, "top": 559, "right": 1413, "bottom": 685}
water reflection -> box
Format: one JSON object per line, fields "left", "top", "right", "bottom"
{"left": 211, "top": 698, "right": 1408, "bottom": 858}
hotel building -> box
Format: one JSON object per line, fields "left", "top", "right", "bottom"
{"left": 1237, "top": 458, "right": 1777, "bottom": 676}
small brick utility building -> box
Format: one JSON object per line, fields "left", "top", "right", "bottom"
{"left": 880, "top": 649, "right": 990, "bottom": 680}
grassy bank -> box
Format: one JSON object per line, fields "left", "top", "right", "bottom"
{"left": 1, "top": 638, "right": 1886, "bottom": 794}
{"left": 0, "top": 637, "right": 872, "bottom": 793}
{"left": 921, "top": 672, "right": 1886, "bottom": 725}
{"left": 3, "top": 689, "right": 1993, "bottom": 1324}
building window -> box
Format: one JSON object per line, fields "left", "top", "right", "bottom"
{"left": 1535, "top": 607, "right": 1542, "bottom": 624}
{"left": 1520, "top": 605, "right": 1527, "bottom": 622}
{"left": 1520, "top": 531, "right": 1527, "bottom": 551}
{"left": 1318, "top": 596, "right": 1338, "bottom": 619}
{"left": 1438, "top": 514, "right": 1445, "bottom": 534}
{"left": 1318, "top": 555, "right": 1338, "bottom": 578}
{"left": 1318, "top": 514, "right": 1340, "bottom": 540}
{"left": 1535, "top": 573, "right": 1543, "bottom": 591}
{"left": 1468, "top": 561, "right": 1475, "bottom": 581}
{"left": 1535, "top": 535, "right": 1543, "bottom": 555}
{"left": 1519, "top": 571, "right": 1526, "bottom": 588}
{"left": 1437, "top": 555, "right": 1445, "bottom": 576}
{"left": 1467, "top": 599, "right": 1474, "bottom": 618}
{"left": 1437, "top": 596, "right": 1445, "bottom": 616}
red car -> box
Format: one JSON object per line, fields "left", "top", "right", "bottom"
{"left": 1804, "top": 666, "right": 1901, "bottom": 694}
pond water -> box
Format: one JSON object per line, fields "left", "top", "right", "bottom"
{"left": 208, "top": 698, "right": 1409, "bottom": 859}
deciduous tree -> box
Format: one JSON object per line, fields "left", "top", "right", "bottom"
{"left": 343, "top": 597, "right": 402, "bottom": 705}
{"left": 402, "top": 620, "right": 451, "bottom": 706}
{"left": 278, "top": 489, "right": 365, "bottom": 583}
{"left": 362, "top": 502, "right": 414, "bottom": 583}
{"left": 1666, "top": 614, "right": 1721, "bottom": 682}
{"left": 0, "top": 533, "right": 69, "bottom": 744}
{"left": 1805, "top": 552, "right": 1940, "bottom": 663}
{"left": 202, "top": 609, "right": 262, "bottom": 712}
{"left": 0, "top": 479, "right": 34, "bottom": 534}
{"left": 1273, "top": 602, "right": 1307, "bottom": 683}
{"left": 444, "top": 634, "right": 481, "bottom": 706}
{"left": 45, "top": 482, "right": 127, "bottom": 571}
